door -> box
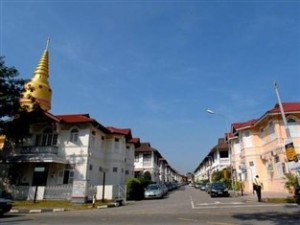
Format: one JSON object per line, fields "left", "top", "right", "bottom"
{"left": 32, "top": 166, "right": 48, "bottom": 186}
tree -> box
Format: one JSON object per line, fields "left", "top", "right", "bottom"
{"left": 284, "top": 172, "right": 299, "bottom": 193}
{"left": 0, "top": 56, "right": 26, "bottom": 138}
{"left": 143, "top": 171, "right": 152, "bottom": 181}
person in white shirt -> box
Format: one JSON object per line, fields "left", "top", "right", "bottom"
{"left": 253, "top": 175, "right": 263, "bottom": 202}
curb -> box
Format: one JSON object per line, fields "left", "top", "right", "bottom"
{"left": 10, "top": 208, "right": 65, "bottom": 214}
{"left": 10, "top": 203, "right": 124, "bottom": 214}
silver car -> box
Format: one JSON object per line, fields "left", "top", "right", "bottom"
{"left": 144, "top": 184, "right": 164, "bottom": 199}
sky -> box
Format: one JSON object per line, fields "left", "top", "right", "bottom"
{"left": 1, "top": 0, "right": 300, "bottom": 175}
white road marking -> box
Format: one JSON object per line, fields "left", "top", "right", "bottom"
{"left": 196, "top": 201, "right": 245, "bottom": 206}
{"left": 190, "top": 196, "right": 195, "bottom": 209}
{"left": 193, "top": 203, "right": 289, "bottom": 209}
{"left": 190, "top": 196, "right": 295, "bottom": 209}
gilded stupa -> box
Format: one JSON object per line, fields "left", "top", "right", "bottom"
{"left": 20, "top": 39, "right": 52, "bottom": 112}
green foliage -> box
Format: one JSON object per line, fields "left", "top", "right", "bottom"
{"left": 284, "top": 172, "right": 299, "bottom": 193}
{"left": 0, "top": 56, "right": 26, "bottom": 135}
{"left": 143, "top": 171, "right": 152, "bottom": 181}
{"left": 126, "top": 178, "right": 144, "bottom": 200}
{"left": 211, "top": 170, "right": 223, "bottom": 182}
{"left": 234, "top": 180, "right": 245, "bottom": 191}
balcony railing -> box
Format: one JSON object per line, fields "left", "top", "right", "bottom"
{"left": 14, "top": 146, "right": 58, "bottom": 155}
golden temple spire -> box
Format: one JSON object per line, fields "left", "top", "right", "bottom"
{"left": 20, "top": 39, "right": 52, "bottom": 112}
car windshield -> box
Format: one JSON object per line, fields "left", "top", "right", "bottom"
{"left": 212, "top": 183, "right": 226, "bottom": 188}
{"left": 146, "top": 185, "right": 159, "bottom": 190}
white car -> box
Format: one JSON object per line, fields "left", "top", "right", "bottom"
{"left": 144, "top": 184, "right": 164, "bottom": 199}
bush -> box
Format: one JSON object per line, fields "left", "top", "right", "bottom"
{"left": 126, "top": 178, "right": 144, "bottom": 200}
{"left": 284, "top": 172, "right": 299, "bottom": 194}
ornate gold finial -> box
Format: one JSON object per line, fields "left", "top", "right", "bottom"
{"left": 20, "top": 39, "right": 52, "bottom": 112}
{"left": 46, "top": 37, "right": 50, "bottom": 50}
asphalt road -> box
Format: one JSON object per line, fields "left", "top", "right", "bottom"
{"left": 2, "top": 185, "right": 300, "bottom": 225}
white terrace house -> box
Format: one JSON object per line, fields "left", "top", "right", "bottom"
{"left": 134, "top": 143, "right": 163, "bottom": 183}
{"left": 134, "top": 142, "right": 181, "bottom": 184}
{"left": 0, "top": 111, "right": 140, "bottom": 202}
{"left": 194, "top": 138, "right": 230, "bottom": 182}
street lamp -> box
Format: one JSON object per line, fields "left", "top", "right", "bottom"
{"left": 207, "top": 109, "right": 236, "bottom": 197}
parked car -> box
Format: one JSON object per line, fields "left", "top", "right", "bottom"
{"left": 194, "top": 183, "right": 201, "bottom": 189}
{"left": 205, "top": 183, "right": 211, "bottom": 193}
{"left": 199, "top": 183, "right": 207, "bottom": 191}
{"left": 160, "top": 183, "right": 168, "bottom": 195}
{"left": 144, "top": 184, "right": 164, "bottom": 199}
{"left": 0, "top": 190, "right": 13, "bottom": 216}
{"left": 208, "top": 182, "right": 230, "bottom": 197}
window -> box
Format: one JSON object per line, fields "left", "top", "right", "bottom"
{"left": 243, "top": 131, "right": 252, "bottom": 148}
{"left": 259, "top": 127, "right": 266, "bottom": 144}
{"left": 268, "top": 121, "right": 276, "bottom": 140}
{"left": 288, "top": 118, "right": 299, "bottom": 137}
{"left": 219, "top": 151, "right": 228, "bottom": 158}
{"left": 70, "top": 129, "right": 79, "bottom": 143}
{"left": 114, "top": 138, "right": 120, "bottom": 152}
{"left": 35, "top": 127, "right": 58, "bottom": 146}
{"left": 89, "top": 164, "right": 93, "bottom": 171}
{"left": 249, "top": 161, "right": 256, "bottom": 180}
{"left": 143, "top": 153, "right": 151, "bottom": 162}
{"left": 274, "top": 156, "right": 283, "bottom": 178}
{"left": 113, "top": 167, "right": 118, "bottom": 173}
{"left": 135, "top": 154, "right": 139, "bottom": 162}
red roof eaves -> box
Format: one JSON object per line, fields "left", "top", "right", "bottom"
{"left": 55, "top": 114, "right": 94, "bottom": 123}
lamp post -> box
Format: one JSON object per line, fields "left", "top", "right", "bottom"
{"left": 207, "top": 109, "right": 236, "bottom": 197}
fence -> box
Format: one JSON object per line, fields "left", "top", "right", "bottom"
{"left": 10, "top": 184, "right": 122, "bottom": 201}
{"left": 44, "top": 184, "right": 73, "bottom": 200}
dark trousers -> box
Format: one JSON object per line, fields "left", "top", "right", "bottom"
{"left": 255, "top": 186, "right": 262, "bottom": 202}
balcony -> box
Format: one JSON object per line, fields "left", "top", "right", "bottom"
{"left": 1, "top": 146, "right": 67, "bottom": 164}
{"left": 15, "top": 146, "right": 59, "bottom": 155}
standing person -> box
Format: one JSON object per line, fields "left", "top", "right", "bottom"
{"left": 253, "top": 175, "right": 263, "bottom": 202}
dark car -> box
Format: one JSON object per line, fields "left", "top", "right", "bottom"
{"left": 0, "top": 190, "right": 13, "bottom": 216}
{"left": 209, "top": 182, "right": 230, "bottom": 197}
{"left": 0, "top": 198, "right": 12, "bottom": 216}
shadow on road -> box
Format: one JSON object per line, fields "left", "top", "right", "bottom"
{"left": 232, "top": 206, "right": 300, "bottom": 225}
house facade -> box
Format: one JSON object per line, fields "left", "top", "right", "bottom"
{"left": 231, "top": 102, "right": 300, "bottom": 195}
{"left": 0, "top": 42, "right": 141, "bottom": 202}
{"left": 194, "top": 138, "right": 229, "bottom": 182}
{"left": 134, "top": 142, "right": 182, "bottom": 184}
{"left": 0, "top": 111, "right": 140, "bottom": 201}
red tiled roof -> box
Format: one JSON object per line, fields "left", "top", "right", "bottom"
{"left": 55, "top": 114, "right": 95, "bottom": 123}
{"left": 135, "top": 142, "right": 152, "bottom": 152}
{"left": 107, "top": 126, "right": 131, "bottom": 135}
{"left": 231, "top": 102, "right": 300, "bottom": 131}
{"left": 232, "top": 119, "right": 257, "bottom": 130}
{"left": 268, "top": 102, "right": 300, "bottom": 113}
{"left": 128, "top": 137, "right": 141, "bottom": 147}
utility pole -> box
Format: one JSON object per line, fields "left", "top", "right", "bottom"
{"left": 273, "top": 81, "right": 298, "bottom": 162}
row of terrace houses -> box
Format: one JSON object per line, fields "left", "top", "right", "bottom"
{"left": 134, "top": 143, "right": 182, "bottom": 183}
{"left": 0, "top": 41, "right": 183, "bottom": 202}
{"left": 194, "top": 138, "right": 230, "bottom": 182}
{"left": 194, "top": 102, "right": 300, "bottom": 196}
{"left": 0, "top": 111, "right": 182, "bottom": 202}
{"left": 0, "top": 111, "right": 138, "bottom": 201}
